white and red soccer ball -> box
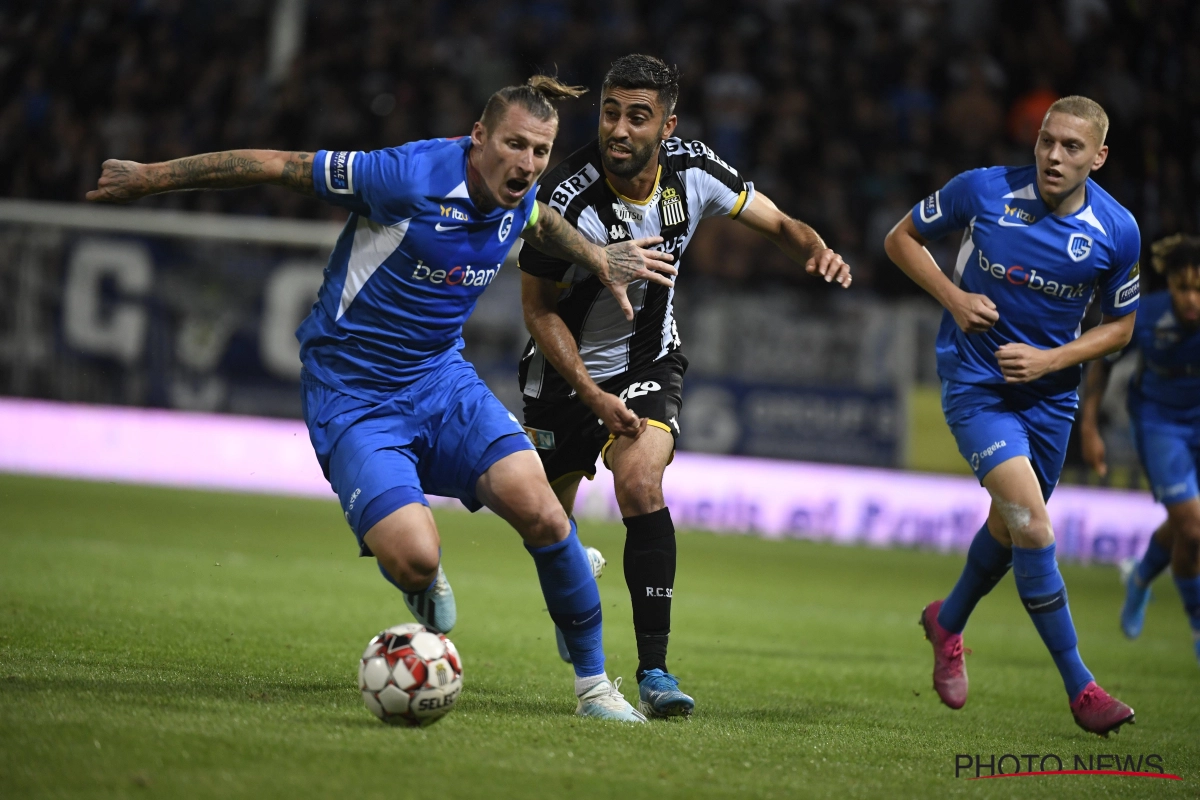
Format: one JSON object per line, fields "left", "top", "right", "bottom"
{"left": 358, "top": 623, "right": 463, "bottom": 727}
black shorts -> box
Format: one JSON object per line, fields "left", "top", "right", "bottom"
{"left": 522, "top": 352, "right": 688, "bottom": 486}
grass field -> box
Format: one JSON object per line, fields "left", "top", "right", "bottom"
{"left": 1, "top": 474, "right": 1197, "bottom": 799}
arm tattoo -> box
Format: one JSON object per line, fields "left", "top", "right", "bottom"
{"left": 147, "top": 150, "right": 314, "bottom": 196}
{"left": 525, "top": 204, "right": 607, "bottom": 276}
{"left": 278, "top": 152, "right": 314, "bottom": 193}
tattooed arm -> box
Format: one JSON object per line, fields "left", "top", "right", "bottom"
{"left": 86, "top": 150, "right": 314, "bottom": 203}
{"left": 521, "top": 200, "right": 677, "bottom": 320}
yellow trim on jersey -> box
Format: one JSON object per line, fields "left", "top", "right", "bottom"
{"left": 550, "top": 469, "right": 594, "bottom": 489}
{"left": 728, "top": 189, "right": 749, "bottom": 218}
{"left": 525, "top": 200, "right": 540, "bottom": 229}
{"left": 599, "top": 419, "right": 677, "bottom": 469}
{"left": 606, "top": 166, "right": 662, "bottom": 206}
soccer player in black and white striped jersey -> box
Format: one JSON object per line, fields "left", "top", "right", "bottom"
{"left": 518, "top": 54, "right": 852, "bottom": 718}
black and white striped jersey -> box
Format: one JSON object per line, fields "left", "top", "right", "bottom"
{"left": 518, "top": 137, "right": 754, "bottom": 400}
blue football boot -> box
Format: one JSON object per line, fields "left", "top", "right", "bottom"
{"left": 637, "top": 668, "right": 695, "bottom": 718}
{"left": 1118, "top": 557, "right": 1152, "bottom": 640}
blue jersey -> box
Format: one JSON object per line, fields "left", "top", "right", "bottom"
{"left": 1125, "top": 291, "right": 1200, "bottom": 417}
{"left": 297, "top": 137, "right": 538, "bottom": 401}
{"left": 912, "top": 165, "right": 1141, "bottom": 396}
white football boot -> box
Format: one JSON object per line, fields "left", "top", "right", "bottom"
{"left": 403, "top": 564, "right": 457, "bottom": 633}
{"left": 575, "top": 677, "right": 646, "bottom": 722}
{"left": 555, "top": 546, "right": 606, "bottom": 663}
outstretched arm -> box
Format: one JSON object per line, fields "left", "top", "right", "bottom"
{"left": 521, "top": 272, "right": 644, "bottom": 439}
{"left": 1078, "top": 358, "right": 1116, "bottom": 477}
{"left": 522, "top": 201, "right": 677, "bottom": 321}
{"left": 86, "top": 150, "right": 315, "bottom": 203}
{"left": 735, "top": 191, "right": 852, "bottom": 287}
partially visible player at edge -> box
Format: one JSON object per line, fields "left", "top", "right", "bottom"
{"left": 1080, "top": 234, "right": 1200, "bottom": 666}
{"left": 518, "top": 55, "right": 851, "bottom": 719}
{"left": 85, "top": 76, "right": 679, "bottom": 723}
{"left": 884, "top": 96, "right": 1140, "bottom": 736}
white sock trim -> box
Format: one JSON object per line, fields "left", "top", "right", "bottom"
{"left": 575, "top": 672, "right": 608, "bottom": 697}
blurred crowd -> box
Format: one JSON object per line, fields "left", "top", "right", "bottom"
{"left": 2, "top": 0, "right": 1197, "bottom": 293}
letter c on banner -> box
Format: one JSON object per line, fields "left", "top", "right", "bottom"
{"left": 260, "top": 261, "right": 324, "bottom": 380}
{"left": 63, "top": 238, "right": 153, "bottom": 365}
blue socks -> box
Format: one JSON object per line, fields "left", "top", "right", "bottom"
{"left": 1013, "top": 543, "right": 1093, "bottom": 699}
{"left": 527, "top": 522, "right": 605, "bottom": 678}
{"left": 1174, "top": 574, "right": 1200, "bottom": 637}
{"left": 938, "top": 525, "right": 1013, "bottom": 634}
{"left": 1136, "top": 536, "right": 1172, "bottom": 587}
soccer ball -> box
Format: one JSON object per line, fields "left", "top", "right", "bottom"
{"left": 358, "top": 623, "right": 463, "bottom": 727}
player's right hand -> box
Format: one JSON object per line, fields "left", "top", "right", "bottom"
{"left": 588, "top": 391, "right": 646, "bottom": 439}
{"left": 1080, "top": 424, "right": 1108, "bottom": 477}
{"left": 600, "top": 236, "right": 677, "bottom": 321}
{"left": 950, "top": 291, "right": 999, "bottom": 334}
{"left": 86, "top": 159, "right": 152, "bottom": 203}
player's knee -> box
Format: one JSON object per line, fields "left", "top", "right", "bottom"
{"left": 378, "top": 548, "right": 438, "bottom": 591}
{"left": 614, "top": 471, "right": 664, "bottom": 516}
{"left": 1170, "top": 505, "right": 1200, "bottom": 544}
{"left": 993, "top": 498, "right": 1053, "bottom": 546}
{"left": 517, "top": 502, "right": 570, "bottom": 548}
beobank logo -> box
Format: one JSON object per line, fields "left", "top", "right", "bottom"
{"left": 976, "top": 249, "right": 1088, "bottom": 300}
{"left": 410, "top": 260, "right": 500, "bottom": 288}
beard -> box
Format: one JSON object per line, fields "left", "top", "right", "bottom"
{"left": 600, "top": 136, "right": 659, "bottom": 178}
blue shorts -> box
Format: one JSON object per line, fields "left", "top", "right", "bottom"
{"left": 941, "top": 379, "right": 1077, "bottom": 501}
{"left": 300, "top": 355, "right": 533, "bottom": 555}
{"left": 1131, "top": 412, "right": 1200, "bottom": 506}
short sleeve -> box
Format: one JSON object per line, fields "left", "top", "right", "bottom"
{"left": 1099, "top": 220, "right": 1142, "bottom": 317}
{"left": 676, "top": 140, "right": 755, "bottom": 220}
{"left": 910, "top": 169, "right": 986, "bottom": 241}
{"left": 312, "top": 148, "right": 413, "bottom": 222}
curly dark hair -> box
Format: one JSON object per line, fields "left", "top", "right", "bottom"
{"left": 602, "top": 54, "right": 681, "bottom": 117}
{"left": 1150, "top": 233, "right": 1200, "bottom": 275}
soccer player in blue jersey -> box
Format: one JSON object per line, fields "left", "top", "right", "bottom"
{"left": 884, "top": 96, "right": 1140, "bottom": 735}
{"left": 86, "top": 76, "right": 679, "bottom": 722}
{"left": 1080, "top": 234, "right": 1200, "bottom": 665}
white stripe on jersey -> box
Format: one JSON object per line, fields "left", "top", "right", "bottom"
{"left": 951, "top": 216, "right": 977, "bottom": 287}
{"left": 337, "top": 216, "right": 411, "bottom": 320}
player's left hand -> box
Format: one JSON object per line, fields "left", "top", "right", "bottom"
{"left": 601, "top": 236, "right": 677, "bottom": 320}
{"left": 995, "top": 343, "right": 1057, "bottom": 383}
{"left": 805, "top": 248, "right": 852, "bottom": 288}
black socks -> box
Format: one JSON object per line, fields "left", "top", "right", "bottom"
{"left": 623, "top": 507, "right": 676, "bottom": 682}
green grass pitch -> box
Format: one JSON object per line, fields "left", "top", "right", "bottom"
{"left": 1, "top": 474, "right": 1197, "bottom": 799}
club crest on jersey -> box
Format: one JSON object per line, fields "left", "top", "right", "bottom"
{"left": 609, "top": 224, "right": 627, "bottom": 241}
{"left": 660, "top": 187, "right": 686, "bottom": 227}
{"left": 499, "top": 211, "right": 515, "bottom": 242}
{"left": 1067, "top": 233, "right": 1093, "bottom": 262}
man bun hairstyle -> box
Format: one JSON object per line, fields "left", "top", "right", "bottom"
{"left": 480, "top": 75, "right": 587, "bottom": 131}
{"left": 1151, "top": 233, "right": 1200, "bottom": 275}
{"left": 603, "top": 54, "right": 681, "bottom": 117}
{"left": 1043, "top": 95, "right": 1110, "bottom": 145}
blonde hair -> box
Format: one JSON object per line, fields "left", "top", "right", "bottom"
{"left": 479, "top": 75, "right": 588, "bottom": 131}
{"left": 1151, "top": 233, "right": 1200, "bottom": 275}
{"left": 1043, "top": 95, "right": 1110, "bottom": 145}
